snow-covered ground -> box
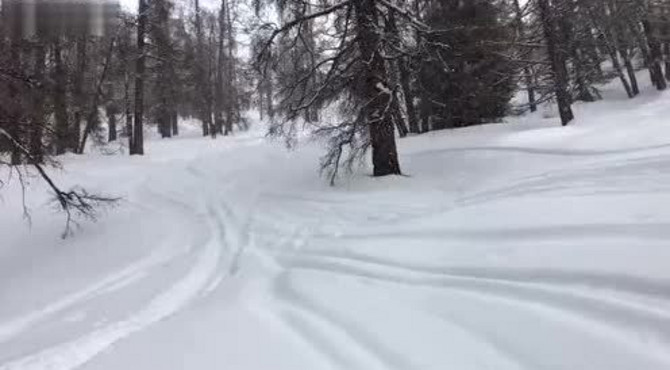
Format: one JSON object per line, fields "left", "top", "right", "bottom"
{"left": 2, "top": 78, "right": 670, "bottom": 370}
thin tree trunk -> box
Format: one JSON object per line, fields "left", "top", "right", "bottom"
{"left": 71, "top": 36, "right": 87, "bottom": 152}
{"left": 601, "top": 31, "right": 634, "bottom": 98}
{"left": 124, "top": 68, "right": 133, "bottom": 145}
{"left": 107, "top": 106, "right": 117, "bottom": 142}
{"left": 131, "top": 0, "right": 147, "bottom": 155}
{"left": 354, "top": 0, "right": 401, "bottom": 176}
{"left": 224, "top": 0, "right": 236, "bottom": 135}
{"left": 52, "top": 38, "right": 69, "bottom": 155}
{"left": 171, "top": 111, "right": 179, "bottom": 135}
{"left": 194, "top": 0, "right": 210, "bottom": 137}
{"left": 79, "top": 36, "right": 116, "bottom": 153}
{"left": 513, "top": 0, "right": 537, "bottom": 112}
{"left": 620, "top": 47, "right": 640, "bottom": 96}
{"left": 8, "top": 38, "right": 22, "bottom": 164}
{"left": 29, "top": 42, "right": 46, "bottom": 164}
{"left": 215, "top": 0, "right": 227, "bottom": 136}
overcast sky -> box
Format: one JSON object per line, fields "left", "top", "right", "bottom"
{"left": 119, "top": 0, "right": 219, "bottom": 12}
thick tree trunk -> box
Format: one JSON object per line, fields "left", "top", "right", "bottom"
{"left": 354, "top": 0, "right": 401, "bottom": 176}
{"left": 131, "top": 0, "right": 147, "bottom": 155}
{"left": 642, "top": 19, "right": 667, "bottom": 90}
{"left": 538, "top": 0, "right": 574, "bottom": 126}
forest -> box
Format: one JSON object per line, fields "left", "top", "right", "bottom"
{"left": 2, "top": 1, "right": 670, "bottom": 369}
{"left": 2, "top": 0, "right": 670, "bottom": 189}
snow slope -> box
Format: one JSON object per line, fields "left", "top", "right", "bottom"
{"left": 2, "top": 79, "right": 670, "bottom": 370}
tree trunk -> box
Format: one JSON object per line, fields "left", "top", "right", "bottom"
{"left": 52, "top": 38, "right": 69, "bottom": 155}
{"left": 8, "top": 38, "right": 22, "bottom": 164}
{"left": 620, "top": 47, "right": 640, "bottom": 96}
{"left": 124, "top": 68, "right": 133, "bottom": 145}
{"left": 642, "top": 18, "right": 667, "bottom": 90}
{"left": 354, "top": 0, "right": 401, "bottom": 176}
{"left": 29, "top": 43, "right": 46, "bottom": 164}
{"left": 214, "top": 0, "right": 227, "bottom": 136}
{"left": 71, "top": 36, "right": 87, "bottom": 152}
{"left": 171, "top": 111, "right": 179, "bottom": 136}
{"left": 79, "top": 36, "right": 116, "bottom": 153}
{"left": 131, "top": 0, "right": 147, "bottom": 155}
{"left": 224, "top": 0, "right": 236, "bottom": 135}
{"left": 513, "top": 0, "right": 537, "bottom": 112}
{"left": 538, "top": 0, "right": 574, "bottom": 126}
{"left": 107, "top": 106, "right": 117, "bottom": 142}
{"left": 602, "top": 32, "right": 634, "bottom": 98}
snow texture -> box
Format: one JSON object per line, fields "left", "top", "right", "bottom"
{"left": 1, "top": 76, "right": 670, "bottom": 369}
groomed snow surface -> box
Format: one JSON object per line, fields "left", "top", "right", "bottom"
{"left": 2, "top": 78, "right": 670, "bottom": 370}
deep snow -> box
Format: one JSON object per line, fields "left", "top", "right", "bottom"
{"left": 1, "top": 77, "right": 670, "bottom": 370}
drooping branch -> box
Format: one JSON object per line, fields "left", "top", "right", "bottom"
{"left": 0, "top": 128, "right": 119, "bottom": 238}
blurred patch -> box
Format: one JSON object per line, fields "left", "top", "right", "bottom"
{"left": 1, "top": 0, "right": 120, "bottom": 39}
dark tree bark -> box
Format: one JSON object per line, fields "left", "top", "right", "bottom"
{"left": 71, "top": 36, "right": 87, "bottom": 152}
{"left": 131, "top": 0, "right": 147, "bottom": 155}
{"left": 29, "top": 43, "right": 47, "bottom": 164}
{"left": 538, "top": 0, "right": 574, "bottom": 126}
{"left": 214, "top": 0, "right": 227, "bottom": 136}
{"left": 194, "top": 0, "right": 212, "bottom": 137}
{"left": 107, "top": 105, "right": 118, "bottom": 142}
{"left": 8, "top": 38, "right": 22, "bottom": 164}
{"left": 642, "top": 18, "right": 667, "bottom": 90}
{"left": 124, "top": 68, "right": 132, "bottom": 143}
{"left": 52, "top": 38, "right": 69, "bottom": 155}
{"left": 354, "top": 0, "right": 401, "bottom": 176}
{"left": 619, "top": 45, "right": 640, "bottom": 96}
{"left": 224, "top": 0, "right": 236, "bottom": 135}
{"left": 513, "top": 0, "right": 537, "bottom": 113}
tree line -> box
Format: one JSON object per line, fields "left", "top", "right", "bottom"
{"left": 1, "top": 0, "right": 670, "bottom": 230}
{"left": 0, "top": 0, "right": 249, "bottom": 233}
{"left": 252, "top": 0, "right": 670, "bottom": 182}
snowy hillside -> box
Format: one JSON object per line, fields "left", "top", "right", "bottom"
{"left": 2, "top": 79, "right": 670, "bottom": 370}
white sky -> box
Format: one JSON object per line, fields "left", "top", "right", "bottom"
{"left": 119, "top": 0, "right": 219, "bottom": 13}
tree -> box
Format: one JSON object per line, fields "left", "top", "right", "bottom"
{"left": 130, "top": 0, "right": 148, "bottom": 155}
{"left": 417, "top": 0, "right": 516, "bottom": 130}
{"left": 255, "top": 0, "right": 409, "bottom": 180}
{"left": 538, "top": 0, "right": 574, "bottom": 126}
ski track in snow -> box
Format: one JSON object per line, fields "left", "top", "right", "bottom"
{"left": 3, "top": 87, "right": 670, "bottom": 369}
{"left": 0, "top": 160, "right": 242, "bottom": 370}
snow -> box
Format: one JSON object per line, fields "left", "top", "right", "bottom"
{"left": 2, "top": 76, "right": 670, "bottom": 370}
